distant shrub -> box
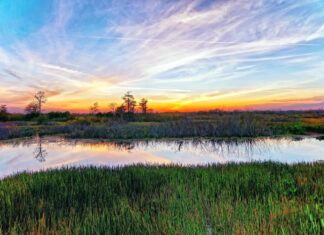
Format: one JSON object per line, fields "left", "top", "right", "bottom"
{"left": 0, "top": 123, "right": 34, "bottom": 140}
{"left": 35, "top": 115, "right": 49, "bottom": 125}
{"left": 0, "top": 105, "right": 8, "bottom": 121}
{"left": 0, "top": 114, "right": 8, "bottom": 122}
{"left": 24, "top": 112, "right": 40, "bottom": 121}
{"left": 47, "top": 112, "right": 72, "bottom": 121}
{"left": 0, "top": 125, "right": 10, "bottom": 139}
{"left": 305, "top": 125, "right": 324, "bottom": 134}
{"left": 272, "top": 122, "right": 306, "bottom": 135}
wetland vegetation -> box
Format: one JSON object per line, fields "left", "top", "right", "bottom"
{"left": 0, "top": 110, "right": 323, "bottom": 141}
{"left": 1, "top": 91, "right": 323, "bottom": 141}
{"left": 0, "top": 162, "right": 323, "bottom": 234}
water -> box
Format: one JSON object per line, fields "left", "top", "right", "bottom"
{"left": 0, "top": 136, "right": 323, "bottom": 178}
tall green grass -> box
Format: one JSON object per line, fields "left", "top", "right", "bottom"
{"left": 0, "top": 162, "right": 323, "bottom": 234}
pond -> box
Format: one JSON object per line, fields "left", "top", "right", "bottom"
{"left": 0, "top": 136, "right": 323, "bottom": 178}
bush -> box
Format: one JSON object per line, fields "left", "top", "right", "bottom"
{"left": 0, "top": 112, "right": 8, "bottom": 121}
{"left": 36, "top": 115, "right": 49, "bottom": 125}
{"left": 47, "top": 112, "right": 72, "bottom": 121}
{"left": 24, "top": 112, "right": 40, "bottom": 121}
{"left": 0, "top": 124, "right": 35, "bottom": 140}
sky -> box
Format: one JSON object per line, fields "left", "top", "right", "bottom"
{"left": 0, "top": 0, "right": 324, "bottom": 112}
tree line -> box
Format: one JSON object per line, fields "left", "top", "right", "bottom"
{"left": 0, "top": 91, "right": 150, "bottom": 121}
{"left": 90, "top": 91, "right": 149, "bottom": 115}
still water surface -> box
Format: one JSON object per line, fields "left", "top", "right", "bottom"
{"left": 0, "top": 136, "right": 323, "bottom": 178}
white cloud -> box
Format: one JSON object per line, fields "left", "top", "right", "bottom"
{"left": 0, "top": 0, "right": 323, "bottom": 111}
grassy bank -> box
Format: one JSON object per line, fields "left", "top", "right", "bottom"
{"left": 1, "top": 111, "right": 324, "bottom": 140}
{"left": 0, "top": 163, "right": 323, "bottom": 234}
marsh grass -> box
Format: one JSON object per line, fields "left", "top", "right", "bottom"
{"left": 1, "top": 111, "right": 323, "bottom": 140}
{"left": 0, "top": 162, "right": 323, "bottom": 234}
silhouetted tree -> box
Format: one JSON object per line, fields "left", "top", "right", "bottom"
{"left": 115, "top": 104, "right": 126, "bottom": 119}
{"left": 116, "top": 104, "right": 125, "bottom": 114}
{"left": 0, "top": 105, "right": 7, "bottom": 113}
{"left": 25, "top": 91, "right": 46, "bottom": 117}
{"left": 109, "top": 102, "right": 117, "bottom": 114}
{"left": 25, "top": 102, "right": 39, "bottom": 115}
{"left": 90, "top": 102, "right": 99, "bottom": 114}
{"left": 0, "top": 105, "right": 8, "bottom": 121}
{"left": 34, "top": 91, "right": 46, "bottom": 114}
{"left": 122, "top": 91, "right": 136, "bottom": 113}
{"left": 139, "top": 98, "right": 148, "bottom": 114}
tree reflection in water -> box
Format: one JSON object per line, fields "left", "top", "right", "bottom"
{"left": 71, "top": 138, "right": 279, "bottom": 159}
{"left": 0, "top": 136, "right": 306, "bottom": 164}
{"left": 131, "top": 138, "right": 278, "bottom": 160}
{"left": 33, "top": 136, "right": 48, "bottom": 162}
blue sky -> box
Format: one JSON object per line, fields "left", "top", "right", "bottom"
{"left": 0, "top": 0, "right": 324, "bottom": 112}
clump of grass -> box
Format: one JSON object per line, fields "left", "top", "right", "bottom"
{"left": 0, "top": 162, "right": 323, "bottom": 234}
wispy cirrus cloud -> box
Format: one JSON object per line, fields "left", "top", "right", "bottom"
{"left": 0, "top": 0, "right": 323, "bottom": 112}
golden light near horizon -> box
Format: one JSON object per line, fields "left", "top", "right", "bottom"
{"left": 0, "top": 0, "right": 324, "bottom": 112}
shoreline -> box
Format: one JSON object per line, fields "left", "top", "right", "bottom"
{"left": 1, "top": 132, "right": 323, "bottom": 143}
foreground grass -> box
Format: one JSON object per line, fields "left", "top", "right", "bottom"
{"left": 0, "top": 163, "right": 323, "bottom": 234}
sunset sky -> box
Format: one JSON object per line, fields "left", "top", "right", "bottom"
{"left": 0, "top": 0, "right": 323, "bottom": 112}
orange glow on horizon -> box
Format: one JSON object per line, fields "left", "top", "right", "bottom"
{"left": 19, "top": 95, "right": 322, "bottom": 114}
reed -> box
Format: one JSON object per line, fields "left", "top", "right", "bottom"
{"left": 0, "top": 162, "right": 322, "bottom": 234}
